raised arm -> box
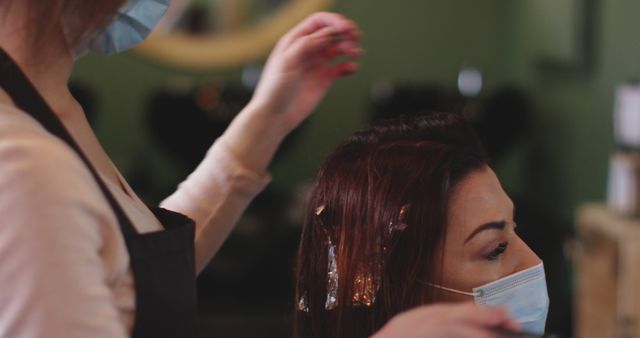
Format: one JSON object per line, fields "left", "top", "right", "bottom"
{"left": 161, "top": 12, "right": 363, "bottom": 272}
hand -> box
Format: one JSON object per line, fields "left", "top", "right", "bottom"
{"left": 250, "top": 12, "right": 363, "bottom": 134}
{"left": 217, "top": 12, "right": 362, "bottom": 174}
{"left": 371, "top": 303, "right": 521, "bottom": 338}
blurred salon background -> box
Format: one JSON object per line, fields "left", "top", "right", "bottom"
{"left": 70, "top": 0, "right": 640, "bottom": 337}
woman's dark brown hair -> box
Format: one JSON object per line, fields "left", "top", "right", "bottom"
{"left": 0, "top": 0, "right": 126, "bottom": 55}
{"left": 294, "top": 112, "right": 488, "bottom": 338}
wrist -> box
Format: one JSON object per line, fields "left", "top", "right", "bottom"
{"left": 244, "top": 98, "right": 296, "bottom": 138}
{"left": 218, "top": 99, "right": 291, "bottom": 174}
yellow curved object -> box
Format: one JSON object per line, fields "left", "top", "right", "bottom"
{"left": 135, "top": 0, "right": 334, "bottom": 70}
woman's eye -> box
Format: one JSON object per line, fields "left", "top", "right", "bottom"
{"left": 485, "top": 242, "right": 508, "bottom": 261}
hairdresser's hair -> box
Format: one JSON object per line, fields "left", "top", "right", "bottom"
{"left": 0, "top": 0, "right": 125, "bottom": 54}
{"left": 294, "top": 112, "right": 488, "bottom": 338}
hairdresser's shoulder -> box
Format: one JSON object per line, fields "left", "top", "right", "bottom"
{"left": 0, "top": 102, "right": 95, "bottom": 194}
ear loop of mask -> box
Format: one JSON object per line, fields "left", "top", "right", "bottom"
{"left": 428, "top": 283, "right": 477, "bottom": 297}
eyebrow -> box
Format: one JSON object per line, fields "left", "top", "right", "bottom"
{"left": 464, "top": 220, "right": 507, "bottom": 244}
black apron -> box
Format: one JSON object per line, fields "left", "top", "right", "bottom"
{"left": 0, "top": 49, "right": 197, "bottom": 338}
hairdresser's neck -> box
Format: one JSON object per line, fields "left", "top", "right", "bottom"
{"left": 0, "top": 22, "right": 80, "bottom": 118}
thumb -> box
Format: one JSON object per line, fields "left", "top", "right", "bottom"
{"left": 459, "top": 304, "right": 520, "bottom": 331}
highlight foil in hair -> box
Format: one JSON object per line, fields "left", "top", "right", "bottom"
{"left": 298, "top": 293, "right": 309, "bottom": 313}
{"left": 351, "top": 265, "right": 379, "bottom": 307}
{"left": 307, "top": 204, "right": 410, "bottom": 310}
{"left": 313, "top": 205, "right": 340, "bottom": 310}
{"left": 351, "top": 204, "right": 410, "bottom": 307}
{"left": 325, "top": 238, "right": 339, "bottom": 310}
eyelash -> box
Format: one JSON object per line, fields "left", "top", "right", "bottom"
{"left": 485, "top": 242, "right": 508, "bottom": 261}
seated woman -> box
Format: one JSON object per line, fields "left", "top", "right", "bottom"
{"left": 294, "top": 112, "right": 549, "bottom": 338}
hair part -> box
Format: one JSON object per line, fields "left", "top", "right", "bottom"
{"left": 294, "top": 112, "right": 488, "bottom": 338}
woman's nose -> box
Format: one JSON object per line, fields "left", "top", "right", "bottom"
{"left": 515, "top": 236, "right": 542, "bottom": 273}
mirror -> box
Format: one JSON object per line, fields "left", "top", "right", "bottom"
{"left": 135, "top": 0, "right": 335, "bottom": 70}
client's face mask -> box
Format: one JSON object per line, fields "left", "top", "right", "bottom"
{"left": 72, "top": 0, "right": 171, "bottom": 57}
{"left": 431, "top": 262, "right": 549, "bottom": 334}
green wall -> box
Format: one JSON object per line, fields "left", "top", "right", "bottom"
{"left": 71, "top": 0, "right": 502, "bottom": 199}
{"left": 73, "top": 0, "right": 631, "bottom": 225}
{"left": 493, "top": 0, "right": 640, "bottom": 224}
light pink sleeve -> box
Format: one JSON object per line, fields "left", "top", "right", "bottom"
{"left": 160, "top": 138, "right": 272, "bottom": 272}
{"left": 0, "top": 130, "right": 128, "bottom": 338}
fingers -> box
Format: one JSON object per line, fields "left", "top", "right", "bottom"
{"left": 287, "top": 26, "right": 341, "bottom": 60}
{"left": 279, "top": 12, "right": 361, "bottom": 49}
{"left": 459, "top": 303, "right": 508, "bottom": 325}
{"left": 322, "top": 40, "right": 364, "bottom": 60}
{"left": 372, "top": 303, "right": 519, "bottom": 338}
{"left": 453, "top": 303, "right": 522, "bottom": 336}
{"left": 446, "top": 327, "right": 508, "bottom": 338}
{"left": 500, "top": 315, "right": 522, "bottom": 332}
{"left": 286, "top": 27, "right": 363, "bottom": 69}
{"left": 326, "top": 62, "right": 359, "bottom": 81}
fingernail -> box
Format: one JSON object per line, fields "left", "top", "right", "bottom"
{"left": 322, "top": 27, "right": 338, "bottom": 36}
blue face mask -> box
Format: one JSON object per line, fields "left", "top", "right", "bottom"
{"left": 80, "top": 0, "right": 171, "bottom": 56}
{"left": 431, "top": 263, "right": 549, "bottom": 334}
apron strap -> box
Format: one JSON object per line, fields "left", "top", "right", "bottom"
{"left": 0, "top": 49, "right": 137, "bottom": 237}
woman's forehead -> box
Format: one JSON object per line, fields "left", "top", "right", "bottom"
{"left": 447, "top": 168, "right": 513, "bottom": 237}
